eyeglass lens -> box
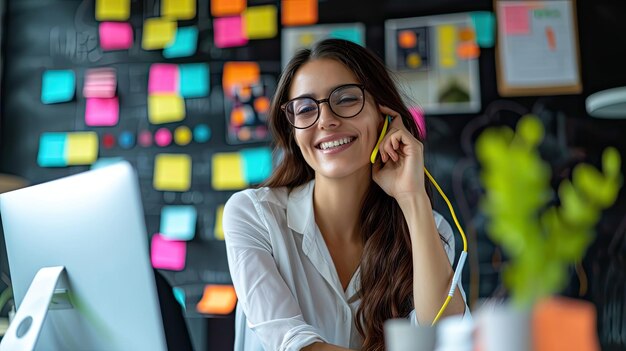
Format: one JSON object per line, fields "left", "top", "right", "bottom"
{"left": 285, "top": 85, "right": 364, "bottom": 128}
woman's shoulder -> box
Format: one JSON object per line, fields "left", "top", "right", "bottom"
{"left": 225, "top": 185, "right": 290, "bottom": 212}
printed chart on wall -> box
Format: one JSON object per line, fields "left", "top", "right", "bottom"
{"left": 385, "top": 13, "right": 482, "bottom": 114}
{"left": 495, "top": 0, "right": 582, "bottom": 96}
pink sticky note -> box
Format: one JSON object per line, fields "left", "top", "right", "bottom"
{"left": 409, "top": 106, "right": 426, "bottom": 140}
{"left": 99, "top": 22, "right": 133, "bottom": 50}
{"left": 503, "top": 5, "right": 530, "bottom": 35}
{"left": 151, "top": 233, "right": 186, "bottom": 271}
{"left": 85, "top": 97, "right": 119, "bottom": 127}
{"left": 84, "top": 67, "right": 117, "bottom": 98}
{"left": 149, "top": 64, "right": 179, "bottom": 94}
{"left": 214, "top": 16, "right": 248, "bottom": 48}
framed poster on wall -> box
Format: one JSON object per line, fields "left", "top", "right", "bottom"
{"left": 385, "top": 13, "right": 482, "bottom": 114}
{"left": 495, "top": 0, "right": 582, "bottom": 96}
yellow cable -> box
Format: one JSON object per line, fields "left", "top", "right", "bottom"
{"left": 431, "top": 295, "right": 452, "bottom": 325}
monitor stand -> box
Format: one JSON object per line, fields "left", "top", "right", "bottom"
{"left": 0, "top": 266, "right": 72, "bottom": 351}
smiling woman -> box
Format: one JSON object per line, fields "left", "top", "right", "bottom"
{"left": 223, "top": 39, "right": 470, "bottom": 351}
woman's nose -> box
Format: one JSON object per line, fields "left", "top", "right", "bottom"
{"left": 317, "top": 102, "right": 340, "bottom": 129}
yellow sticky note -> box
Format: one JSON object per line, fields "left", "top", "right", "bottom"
{"left": 153, "top": 154, "right": 192, "bottom": 191}
{"left": 96, "top": 0, "right": 130, "bottom": 21}
{"left": 244, "top": 5, "right": 278, "bottom": 39}
{"left": 212, "top": 153, "right": 246, "bottom": 190}
{"left": 66, "top": 132, "right": 98, "bottom": 165}
{"left": 148, "top": 94, "right": 185, "bottom": 124}
{"left": 438, "top": 25, "right": 457, "bottom": 68}
{"left": 162, "top": 0, "right": 196, "bottom": 20}
{"left": 142, "top": 17, "right": 177, "bottom": 50}
{"left": 214, "top": 205, "right": 225, "bottom": 240}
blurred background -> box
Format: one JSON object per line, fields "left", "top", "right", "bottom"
{"left": 0, "top": 0, "right": 624, "bottom": 350}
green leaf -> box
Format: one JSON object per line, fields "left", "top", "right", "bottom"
{"left": 517, "top": 114, "right": 544, "bottom": 147}
{"left": 603, "top": 146, "right": 621, "bottom": 179}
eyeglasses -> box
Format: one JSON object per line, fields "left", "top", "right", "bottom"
{"left": 281, "top": 84, "right": 366, "bottom": 129}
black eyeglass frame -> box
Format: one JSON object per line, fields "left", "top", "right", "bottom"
{"left": 280, "top": 84, "right": 366, "bottom": 129}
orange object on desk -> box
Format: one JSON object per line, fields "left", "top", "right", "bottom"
{"left": 196, "top": 285, "right": 237, "bottom": 315}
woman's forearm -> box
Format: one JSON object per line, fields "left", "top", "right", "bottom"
{"left": 397, "top": 193, "right": 466, "bottom": 325}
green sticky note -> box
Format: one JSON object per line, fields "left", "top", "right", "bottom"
{"left": 471, "top": 11, "right": 495, "bottom": 48}
{"left": 38, "top": 133, "right": 68, "bottom": 167}
{"left": 163, "top": 26, "right": 198, "bottom": 58}
{"left": 241, "top": 147, "right": 273, "bottom": 184}
{"left": 41, "top": 70, "right": 75, "bottom": 104}
{"left": 180, "top": 63, "right": 209, "bottom": 98}
{"left": 330, "top": 28, "right": 364, "bottom": 46}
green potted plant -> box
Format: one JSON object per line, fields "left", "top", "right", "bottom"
{"left": 474, "top": 114, "right": 622, "bottom": 350}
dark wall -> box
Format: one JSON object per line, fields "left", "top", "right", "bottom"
{"left": 1, "top": 1, "right": 625, "bottom": 350}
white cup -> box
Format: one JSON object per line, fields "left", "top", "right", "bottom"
{"left": 384, "top": 318, "right": 436, "bottom": 351}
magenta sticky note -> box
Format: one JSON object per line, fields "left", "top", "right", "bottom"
{"left": 502, "top": 5, "right": 530, "bottom": 35}
{"left": 214, "top": 16, "right": 248, "bottom": 48}
{"left": 409, "top": 106, "right": 426, "bottom": 140}
{"left": 85, "top": 97, "right": 119, "bottom": 127}
{"left": 151, "top": 233, "right": 186, "bottom": 271}
{"left": 99, "top": 22, "right": 133, "bottom": 50}
{"left": 149, "top": 63, "right": 179, "bottom": 94}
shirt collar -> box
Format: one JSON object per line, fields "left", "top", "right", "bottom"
{"left": 287, "top": 180, "right": 315, "bottom": 235}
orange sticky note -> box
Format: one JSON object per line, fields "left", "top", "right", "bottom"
{"left": 196, "top": 285, "right": 237, "bottom": 315}
{"left": 222, "top": 62, "right": 260, "bottom": 98}
{"left": 211, "top": 0, "right": 246, "bottom": 17}
{"left": 532, "top": 297, "right": 600, "bottom": 351}
{"left": 281, "top": 0, "right": 318, "bottom": 26}
{"left": 457, "top": 42, "right": 480, "bottom": 60}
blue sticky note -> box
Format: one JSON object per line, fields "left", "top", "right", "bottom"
{"left": 471, "top": 11, "right": 495, "bottom": 48}
{"left": 41, "top": 70, "right": 75, "bottom": 104}
{"left": 241, "top": 147, "right": 272, "bottom": 184}
{"left": 330, "top": 28, "right": 364, "bottom": 46}
{"left": 160, "top": 205, "right": 197, "bottom": 241}
{"left": 163, "top": 26, "right": 198, "bottom": 58}
{"left": 172, "top": 287, "right": 186, "bottom": 309}
{"left": 37, "top": 133, "right": 68, "bottom": 167}
{"left": 91, "top": 157, "right": 125, "bottom": 170}
{"left": 179, "top": 63, "right": 209, "bottom": 98}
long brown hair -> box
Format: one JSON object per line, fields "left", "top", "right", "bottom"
{"left": 263, "top": 39, "right": 431, "bottom": 351}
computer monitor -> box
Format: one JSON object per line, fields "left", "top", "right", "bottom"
{"left": 0, "top": 161, "right": 167, "bottom": 350}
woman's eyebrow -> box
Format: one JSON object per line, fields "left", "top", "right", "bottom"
{"left": 290, "top": 83, "right": 360, "bottom": 100}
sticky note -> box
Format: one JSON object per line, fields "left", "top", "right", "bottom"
{"left": 162, "top": 0, "right": 196, "bottom": 20}
{"left": 532, "top": 297, "right": 600, "bottom": 351}
{"left": 173, "top": 287, "right": 186, "bottom": 309}
{"left": 437, "top": 25, "right": 457, "bottom": 68}
{"left": 214, "top": 16, "right": 248, "bottom": 48}
{"left": 95, "top": 0, "right": 130, "bottom": 21}
{"left": 214, "top": 205, "right": 225, "bottom": 240}
{"left": 211, "top": 0, "right": 246, "bottom": 17}
{"left": 502, "top": 5, "right": 530, "bottom": 35}
{"left": 471, "top": 11, "right": 495, "bottom": 48}
{"left": 196, "top": 285, "right": 237, "bottom": 315}
{"left": 83, "top": 67, "right": 116, "bottom": 98}
{"left": 38, "top": 133, "right": 68, "bottom": 167}
{"left": 281, "top": 0, "right": 318, "bottom": 26}
{"left": 41, "top": 70, "right": 75, "bottom": 104}
{"left": 91, "top": 157, "right": 124, "bottom": 170}
{"left": 85, "top": 97, "right": 119, "bottom": 127}
{"left": 457, "top": 42, "right": 480, "bottom": 60}
{"left": 212, "top": 152, "right": 246, "bottom": 190}
{"left": 330, "top": 28, "right": 364, "bottom": 46}
{"left": 179, "top": 63, "right": 209, "bottom": 98}
{"left": 99, "top": 22, "right": 133, "bottom": 51}
{"left": 66, "top": 132, "right": 99, "bottom": 165}
{"left": 222, "top": 62, "right": 260, "bottom": 98}
{"left": 151, "top": 233, "right": 186, "bottom": 271}
{"left": 163, "top": 26, "right": 198, "bottom": 58}
{"left": 244, "top": 5, "right": 278, "bottom": 39}
{"left": 153, "top": 154, "right": 192, "bottom": 191}
{"left": 142, "top": 17, "right": 177, "bottom": 50}
{"left": 160, "top": 205, "right": 197, "bottom": 241}
{"left": 148, "top": 94, "right": 185, "bottom": 124}
{"left": 241, "top": 148, "right": 272, "bottom": 184}
{"left": 149, "top": 64, "right": 179, "bottom": 94}
{"left": 174, "top": 126, "right": 192, "bottom": 146}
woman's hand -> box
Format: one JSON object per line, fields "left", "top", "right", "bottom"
{"left": 372, "top": 105, "right": 426, "bottom": 203}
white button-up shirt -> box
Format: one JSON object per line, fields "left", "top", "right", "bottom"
{"left": 223, "top": 180, "right": 470, "bottom": 351}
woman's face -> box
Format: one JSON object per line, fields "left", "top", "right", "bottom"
{"left": 287, "top": 58, "right": 382, "bottom": 180}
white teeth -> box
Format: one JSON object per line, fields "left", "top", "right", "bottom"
{"left": 319, "top": 137, "right": 354, "bottom": 150}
